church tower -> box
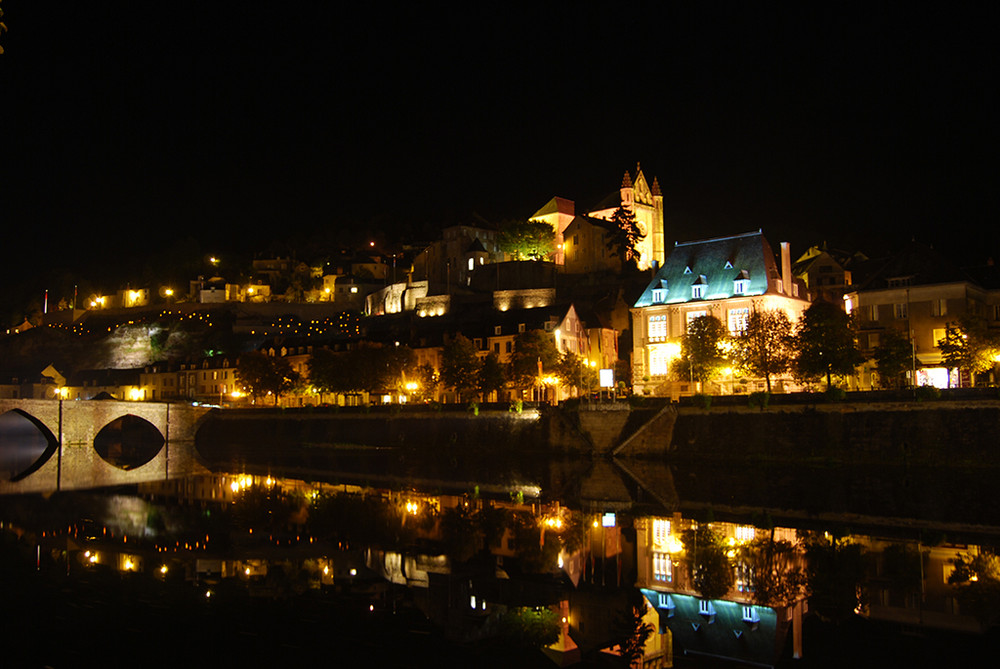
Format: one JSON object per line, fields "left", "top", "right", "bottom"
{"left": 590, "top": 163, "right": 665, "bottom": 270}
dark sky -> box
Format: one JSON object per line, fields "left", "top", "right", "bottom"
{"left": 2, "top": 3, "right": 997, "bottom": 315}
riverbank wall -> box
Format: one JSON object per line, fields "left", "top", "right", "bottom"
{"left": 194, "top": 401, "right": 1000, "bottom": 466}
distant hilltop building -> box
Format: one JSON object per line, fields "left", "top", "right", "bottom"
{"left": 531, "top": 163, "right": 666, "bottom": 272}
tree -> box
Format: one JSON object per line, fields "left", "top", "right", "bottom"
{"left": 508, "top": 330, "right": 561, "bottom": 391}
{"left": 412, "top": 363, "right": 439, "bottom": 401}
{"left": 737, "top": 531, "right": 807, "bottom": 607}
{"left": 873, "top": 328, "right": 912, "bottom": 389}
{"left": 496, "top": 607, "right": 561, "bottom": 650}
{"left": 674, "top": 315, "right": 729, "bottom": 386}
{"left": 477, "top": 351, "right": 506, "bottom": 401}
{"left": 611, "top": 590, "right": 654, "bottom": 664}
{"left": 236, "top": 351, "right": 299, "bottom": 405}
{"left": 793, "top": 301, "right": 864, "bottom": 387}
{"left": 441, "top": 334, "right": 481, "bottom": 401}
{"left": 680, "top": 525, "right": 733, "bottom": 600}
{"left": 498, "top": 220, "right": 556, "bottom": 261}
{"left": 309, "top": 343, "right": 413, "bottom": 396}
{"left": 732, "top": 309, "right": 793, "bottom": 393}
{"left": 556, "top": 352, "right": 598, "bottom": 395}
{"left": 937, "top": 315, "right": 1000, "bottom": 387}
{"left": 605, "top": 205, "right": 644, "bottom": 268}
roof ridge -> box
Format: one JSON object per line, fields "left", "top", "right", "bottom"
{"left": 673, "top": 229, "right": 763, "bottom": 247}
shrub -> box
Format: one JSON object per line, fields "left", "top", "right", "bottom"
{"left": 467, "top": 401, "right": 479, "bottom": 416}
{"left": 509, "top": 399, "right": 523, "bottom": 414}
{"left": 749, "top": 391, "right": 770, "bottom": 410}
{"left": 915, "top": 385, "right": 941, "bottom": 402}
{"left": 692, "top": 393, "right": 712, "bottom": 409}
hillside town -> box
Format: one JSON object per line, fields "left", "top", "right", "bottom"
{"left": 3, "top": 164, "right": 999, "bottom": 407}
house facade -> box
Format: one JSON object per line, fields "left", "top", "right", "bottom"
{"left": 631, "top": 230, "right": 810, "bottom": 397}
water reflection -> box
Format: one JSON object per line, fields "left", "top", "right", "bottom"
{"left": 3, "top": 464, "right": 1000, "bottom": 667}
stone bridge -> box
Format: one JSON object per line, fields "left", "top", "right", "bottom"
{"left": 0, "top": 399, "right": 213, "bottom": 495}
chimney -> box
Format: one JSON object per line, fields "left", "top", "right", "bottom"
{"left": 780, "top": 242, "right": 792, "bottom": 296}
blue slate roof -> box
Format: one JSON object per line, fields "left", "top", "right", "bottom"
{"left": 634, "top": 230, "right": 783, "bottom": 307}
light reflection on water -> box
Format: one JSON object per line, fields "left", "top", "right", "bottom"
{"left": 3, "top": 462, "right": 1000, "bottom": 667}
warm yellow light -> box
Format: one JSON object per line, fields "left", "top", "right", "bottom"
{"left": 164, "top": 288, "right": 174, "bottom": 297}
{"left": 405, "top": 382, "right": 419, "bottom": 392}
{"left": 230, "top": 481, "right": 239, "bottom": 493}
{"left": 124, "top": 559, "right": 134, "bottom": 571}
{"left": 129, "top": 388, "right": 143, "bottom": 401}
{"left": 160, "top": 564, "right": 168, "bottom": 574}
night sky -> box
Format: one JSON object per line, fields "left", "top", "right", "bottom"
{"left": 2, "top": 3, "right": 997, "bottom": 318}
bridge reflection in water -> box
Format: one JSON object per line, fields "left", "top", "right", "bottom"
{"left": 0, "top": 399, "right": 212, "bottom": 494}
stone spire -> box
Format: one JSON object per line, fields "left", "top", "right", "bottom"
{"left": 651, "top": 176, "right": 662, "bottom": 197}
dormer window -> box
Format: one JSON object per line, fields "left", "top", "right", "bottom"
{"left": 733, "top": 270, "right": 750, "bottom": 295}
{"left": 692, "top": 275, "right": 708, "bottom": 299}
{"left": 651, "top": 288, "right": 666, "bottom": 303}
{"left": 724, "top": 260, "right": 733, "bottom": 269}
{"left": 684, "top": 266, "right": 693, "bottom": 274}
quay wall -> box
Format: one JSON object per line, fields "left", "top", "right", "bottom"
{"left": 195, "top": 402, "right": 1000, "bottom": 466}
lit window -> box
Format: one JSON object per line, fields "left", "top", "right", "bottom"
{"left": 648, "top": 315, "right": 667, "bottom": 341}
{"left": 728, "top": 308, "right": 749, "bottom": 334}
{"left": 653, "top": 552, "right": 672, "bottom": 582}
{"left": 651, "top": 288, "right": 666, "bottom": 303}
{"left": 653, "top": 518, "right": 670, "bottom": 546}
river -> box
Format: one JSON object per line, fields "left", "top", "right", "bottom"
{"left": 2, "top": 441, "right": 999, "bottom": 668}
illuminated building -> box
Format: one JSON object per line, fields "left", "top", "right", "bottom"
{"left": 631, "top": 230, "right": 810, "bottom": 397}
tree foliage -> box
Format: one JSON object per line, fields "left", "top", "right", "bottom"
{"left": 508, "top": 330, "right": 561, "bottom": 390}
{"left": 937, "top": 315, "right": 1000, "bottom": 385}
{"left": 873, "top": 327, "right": 912, "bottom": 389}
{"left": 803, "top": 535, "right": 867, "bottom": 622}
{"left": 737, "top": 532, "right": 807, "bottom": 607}
{"left": 498, "top": 220, "right": 556, "bottom": 261}
{"left": 236, "top": 351, "right": 299, "bottom": 404}
{"left": 612, "top": 589, "right": 654, "bottom": 664}
{"left": 605, "top": 205, "right": 644, "bottom": 268}
{"left": 441, "top": 334, "right": 481, "bottom": 400}
{"left": 674, "top": 315, "right": 729, "bottom": 385}
{"left": 948, "top": 550, "right": 1000, "bottom": 627}
{"left": 477, "top": 351, "right": 506, "bottom": 400}
{"left": 309, "top": 343, "right": 413, "bottom": 395}
{"left": 793, "top": 301, "right": 864, "bottom": 387}
{"left": 732, "top": 309, "right": 793, "bottom": 392}
{"left": 496, "top": 607, "right": 561, "bottom": 650}
{"left": 680, "top": 526, "right": 733, "bottom": 600}
{"left": 556, "top": 352, "right": 598, "bottom": 393}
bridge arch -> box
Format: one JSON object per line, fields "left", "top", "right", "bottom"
{"left": 0, "top": 409, "right": 59, "bottom": 481}
{"left": 93, "top": 414, "right": 166, "bottom": 470}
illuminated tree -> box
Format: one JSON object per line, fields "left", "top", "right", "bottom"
{"left": 673, "top": 315, "right": 730, "bottom": 385}
{"left": 937, "top": 315, "right": 1000, "bottom": 386}
{"left": 732, "top": 309, "right": 793, "bottom": 393}
{"left": 498, "top": 220, "right": 556, "bottom": 261}
{"left": 556, "top": 352, "right": 598, "bottom": 394}
{"left": 508, "top": 330, "right": 560, "bottom": 391}
{"left": 680, "top": 525, "right": 733, "bottom": 600}
{"left": 793, "top": 301, "right": 864, "bottom": 387}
